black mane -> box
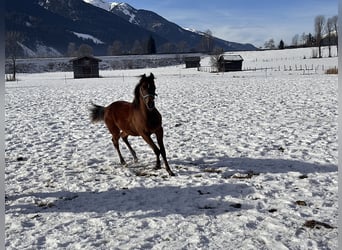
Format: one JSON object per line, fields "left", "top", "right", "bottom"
{"left": 133, "top": 73, "right": 155, "bottom": 107}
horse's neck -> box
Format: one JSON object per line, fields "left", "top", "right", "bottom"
{"left": 139, "top": 101, "right": 151, "bottom": 117}
{"left": 138, "top": 99, "right": 160, "bottom": 121}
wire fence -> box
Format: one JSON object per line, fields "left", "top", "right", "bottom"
{"left": 198, "top": 64, "right": 329, "bottom": 75}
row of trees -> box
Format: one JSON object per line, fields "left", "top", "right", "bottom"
{"left": 6, "top": 30, "right": 217, "bottom": 80}
{"left": 105, "top": 30, "right": 215, "bottom": 56}
{"left": 67, "top": 36, "right": 157, "bottom": 57}
{"left": 264, "top": 15, "right": 338, "bottom": 58}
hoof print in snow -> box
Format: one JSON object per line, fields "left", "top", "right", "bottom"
{"left": 61, "top": 195, "right": 79, "bottom": 201}
{"left": 16, "top": 156, "right": 26, "bottom": 161}
{"left": 268, "top": 208, "right": 277, "bottom": 213}
{"left": 134, "top": 171, "right": 158, "bottom": 177}
{"left": 230, "top": 203, "right": 242, "bottom": 209}
{"left": 303, "top": 220, "right": 335, "bottom": 229}
{"left": 203, "top": 168, "right": 222, "bottom": 174}
{"left": 36, "top": 201, "right": 55, "bottom": 209}
{"left": 199, "top": 205, "right": 216, "bottom": 210}
{"left": 232, "top": 171, "right": 259, "bottom": 179}
{"left": 299, "top": 174, "right": 308, "bottom": 179}
{"left": 295, "top": 200, "right": 307, "bottom": 206}
{"left": 278, "top": 146, "right": 285, "bottom": 152}
{"left": 197, "top": 190, "right": 211, "bottom": 195}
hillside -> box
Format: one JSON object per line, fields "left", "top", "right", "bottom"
{"left": 5, "top": 0, "right": 256, "bottom": 57}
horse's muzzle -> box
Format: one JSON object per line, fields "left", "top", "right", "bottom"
{"left": 145, "top": 97, "right": 155, "bottom": 110}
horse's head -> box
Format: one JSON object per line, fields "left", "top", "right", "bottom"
{"left": 135, "top": 73, "right": 157, "bottom": 111}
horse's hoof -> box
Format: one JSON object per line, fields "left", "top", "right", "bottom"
{"left": 168, "top": 171, "right": 176, "bottom": 176}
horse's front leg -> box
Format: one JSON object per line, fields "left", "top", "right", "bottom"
{"left": 155, "top": 128, "right": 175, "bottom": 176}
{"left": 141, "top": 133, "right": 162, "bottom": 170}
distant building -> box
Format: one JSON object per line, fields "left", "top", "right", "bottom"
{"left": 184, "top": 56, "right": 201, "bottom": 68}
{"left": 70, "top": 55, "right": 102, "bottom": 79}
{"left": 218, "top": 55, "right": 243, "bottom": 72}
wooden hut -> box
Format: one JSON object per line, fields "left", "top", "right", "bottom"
{"left": 70, "top": 55, "right": 102, "bottom": 79}
{"left": 184, "top": 56, "right": 201, "bottom": 68}
{"left": 218, "top": 55, "right": 243, "bottom": 72}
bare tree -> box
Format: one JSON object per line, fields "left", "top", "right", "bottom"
{"left": 314, "top": 15, "right": 325, "bottom": 58}
{"left": 78, "top": 44, "right": 93, "bottom": 56}
{"left": 301, "top": 32, "right": 307, "bottom": 47}
{"left": 331, "top": 15, "right": 338, "bottom": 51}
{"left": 264, "top": 38, "right": 276, "bottom": 49}
{"left": 326, "top": 18, "right": 334, "bottom": 57}
{"left": 131, "top": 40, "right": 144, "bottom": 55}
{"left": 177, "top": 41, "right": 188, "bottom": 53}
{"left": 292, "top": 34, "right": 299, "bottom": 47}
{"left": 201, "top": 29, "right": 214, "bottom": 53}
{"left": 210, "top": 47, "right": 224, "bottom": 71}
{"left": 108, "top": 40, "right": 123, "bottom": 55}
{"left": 5, "top": 31, "right": 24, "bottom": 80}
{"left": 159, "top": 42, "right": 175, "bottom": 54}
{"left": 67, "top": 42, "right": 77, "bottom": 57}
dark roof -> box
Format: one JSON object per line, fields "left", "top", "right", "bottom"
{"left": 69, "top": 55, "right": 102, "bottom": 62}
{"left": 184, "top": 56, "right": 201, "bottom": 62}
{"left": 219, "top": 55, "right": 243, "bottom": 61}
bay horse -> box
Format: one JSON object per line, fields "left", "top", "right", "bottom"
{"left": 89, "top": 73, "right": 175, "bottom": 176}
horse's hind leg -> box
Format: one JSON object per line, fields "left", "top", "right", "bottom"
{"left": 121, "top": 133, "right": 138, "bottom": 163}
{"left": 111, "top": 135, "right": 127, "bottom": 165}
{"left": 107, "top": 124, "right": 126, "bottom": 165}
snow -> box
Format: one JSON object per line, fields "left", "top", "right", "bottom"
{"left": 83, "top": 0, "right": 116, "bottom": 11}
{"left": 83, "top": 0, "right": 139, "bottom": 24}
{"left": 184, "top": 27, "right": 199, "bottom": 33}
{"left": 116, "top": 3, "right": 138, "bottom": 24}
{"left": 110, "top": 2, "right": 138, "bottom": 24}
{"left": 82, "top": 0, "right": 137, "bottom": 22}
{"left": 5, "top": 48, "right": 338, "bottom": 249}
{"left": 71, "top": 31, "right": 105, "bottom": 44}
{"left": 17, "top": 42, "right": 62, "bottom": 58}
{"left": 17, "top": 42, "right": 37, "bottom": 58}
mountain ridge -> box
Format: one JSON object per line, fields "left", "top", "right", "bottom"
{"left": 5, "top": 0, "right": 256, "bottom": 57}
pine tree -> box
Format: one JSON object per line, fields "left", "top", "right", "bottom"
{"left": 147, "top": 36, "right": 156, "bottom": 54}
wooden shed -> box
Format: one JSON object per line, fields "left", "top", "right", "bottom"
{"left": 70, "top": 55, "right": 102, "bottom": 79}
{"left": 184, "top": 56, "right": 201, "bottom": 68}
{"left": 218, "top": 55, "right": 243, "bottom": 72}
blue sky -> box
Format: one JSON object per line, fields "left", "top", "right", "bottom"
{"left": 111, "top": 0, "right": 338, "bottom": 47}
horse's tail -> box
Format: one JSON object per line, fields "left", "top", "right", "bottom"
{"left": 89, "top": 102, "right": 105, "bottom": 123}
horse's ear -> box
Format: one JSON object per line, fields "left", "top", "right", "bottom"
{"left": 139, "top": 74, "right": 146, "bottom": 80}
{"left": 149, "top": 73, "right": 155, "bottom": 79}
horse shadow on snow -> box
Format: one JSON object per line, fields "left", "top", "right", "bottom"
{"left": 7, "top": 182, "right": 254, "bottom": 218}
{"left": 6, "top": 156, "right": 337, "bottom": 218}
{"left": 171, "top": 155, "right": 337, "bottom": 176}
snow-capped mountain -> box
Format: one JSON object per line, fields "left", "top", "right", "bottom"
{"left": 5, "top": 0, "right": 256, "bottom": 57}
{"left": 83, "top": 0, "right": 121, "bottom": 12}
{"left": 83, "top": 0, "right": 112, "bottom": 11}
{"left": 108, "top": 2, "right": 256, "bottom": 52}
{"left": 5, "top": 0, "right": 166, "bottom": 56}
{"left": 111, "top": 2, "right": 139, "bottom": 24}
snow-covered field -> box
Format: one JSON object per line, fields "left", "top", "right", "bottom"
{"left": 5, "top": 48, "right": 338, "bottom": 249}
